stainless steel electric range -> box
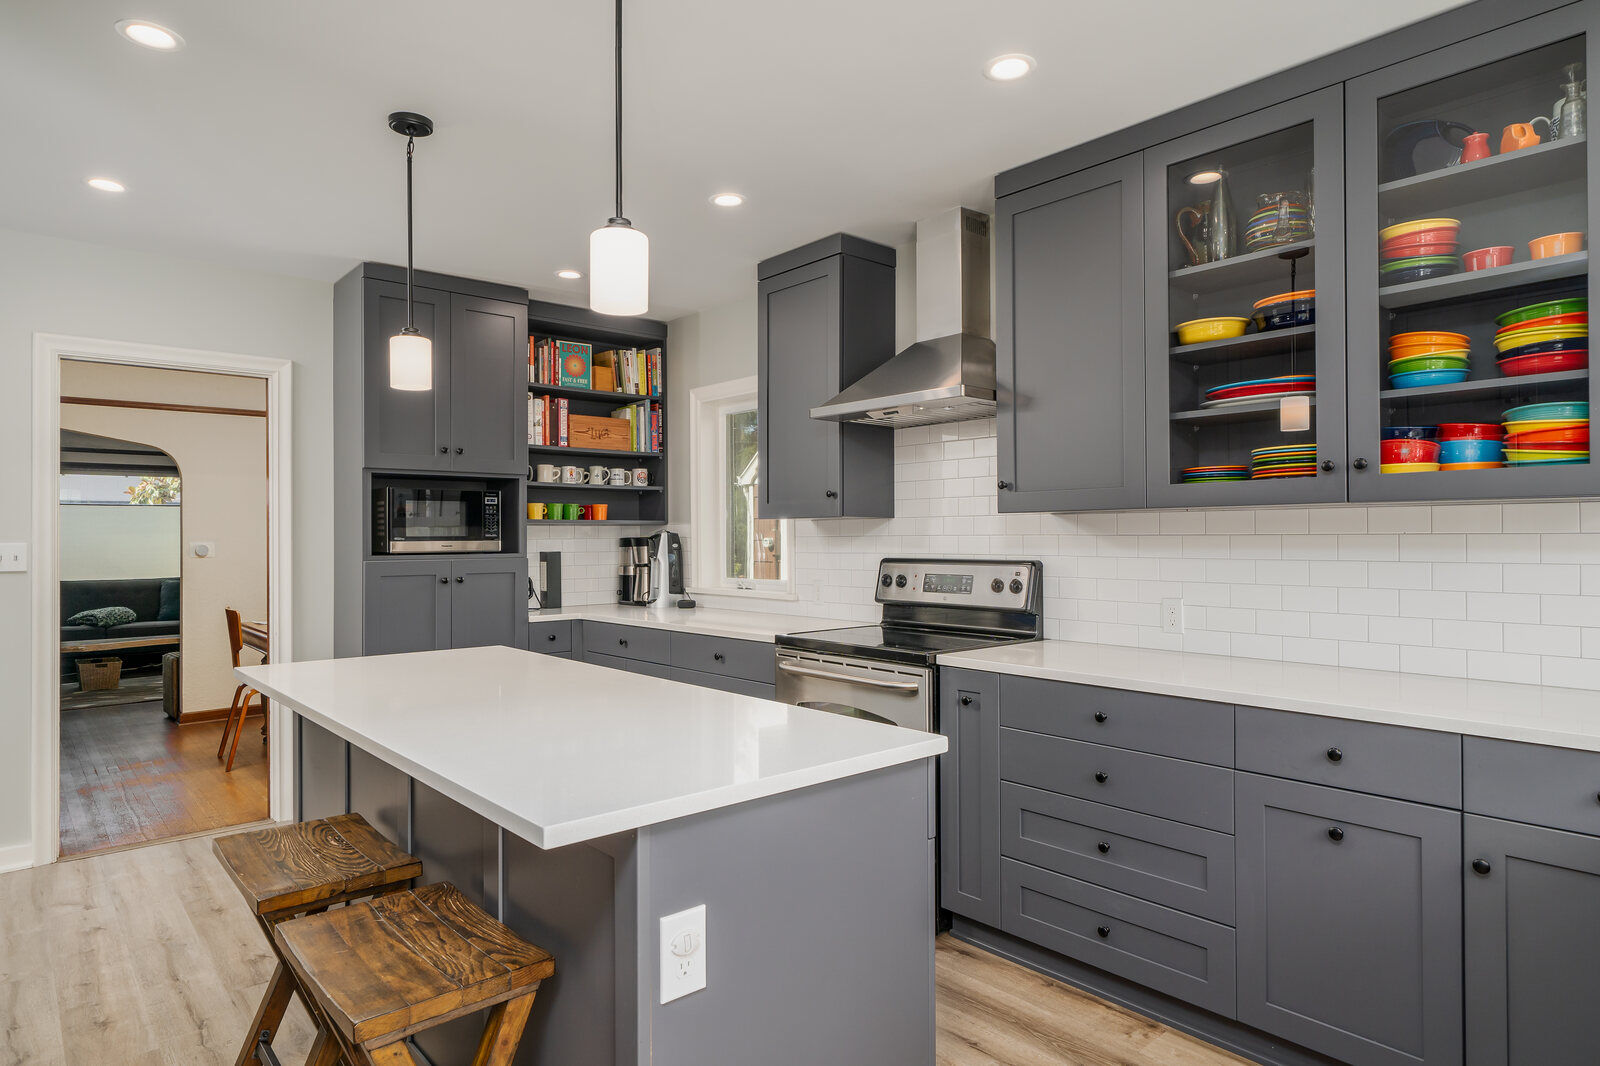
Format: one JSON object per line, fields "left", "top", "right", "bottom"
{"left": 775, "top": 558, "right": 1043, "bottom": 731}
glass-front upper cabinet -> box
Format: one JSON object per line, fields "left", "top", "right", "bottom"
{"left": 1145, "top": 87, "right": 1347, "bottom": 507}
{"left": 1346, "top": 8, "right": 1600, "bottom": 502}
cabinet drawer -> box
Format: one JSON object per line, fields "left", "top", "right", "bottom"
{"left": 668, "top": 666, "right": 777, "bottom": 701}
{"left": 1000, "top": 858, "right": 1236, "bottom": 1019}
{"left": 1002, "top": 784, "right": 1235, "bottom": 924}
{"left": 584, "top": 622, "right": 670, "bottom": 665}
{"left": 1235, "top": 706, "right": 1461, "bottom": 808}
{"left": 669, "top": 633, "right": 775, "bottom": 685}
{"left": 1464, "top": 738, "right": 1600, "bottom": 837}
{"left": 528, "top": 620, "right": 571, "bottom": 655}
{"left": 1001, "top": 676, "right": 1233, "bottom": 765}
{"left": 1001, "top": 729, "right": 1233, "bottom": 833}
{"left": 585, "top": 651, "right": 672, "bottom": 679}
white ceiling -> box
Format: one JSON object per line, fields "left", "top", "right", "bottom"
{"left": 3, "top": 0, "right": 1466, "bottom": 318}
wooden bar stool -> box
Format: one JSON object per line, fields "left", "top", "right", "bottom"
{"left": 213, "top": 813, "right": 421, "bottom": 1066}
{"left": 274, "top": 881, "right": 555, "bottom": 1066}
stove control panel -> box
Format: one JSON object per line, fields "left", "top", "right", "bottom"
{"left": 874, "top": 558, "right": 1040, "bottom": 610}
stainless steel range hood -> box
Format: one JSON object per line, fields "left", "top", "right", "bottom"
{"left": 811, "top": 208, "right": 995, "bottom": 428}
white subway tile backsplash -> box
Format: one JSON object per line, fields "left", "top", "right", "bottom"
{"left": 529, "top": 418, "right": 1600, "bottom": 689}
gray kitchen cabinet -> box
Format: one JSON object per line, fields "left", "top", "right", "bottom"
{"left": 447, "top": 556, "right": 527, "bottom": 650}
{"left": 757, "top": 235, "right": 896, "bottom": 519}
{"left": 445, "top": 293, "right": 528, "bottom": 477}
{"left": 585, "top": 651, "right": 673, "bottom": 679}
{"left": 667, "top": 666, "right": 776, "bottom": 700}
{"left": 363, "top": 279, "right": 453, "bottom": 473}
{"left": 996, "top": 153, "right": 1146, "bottom": 512}
{"left": 1235, "top": 773, "right": 1462, "bottom": 1066}
{"left": 362, "top": 556, "right": 525, "bottom": 654}
{"left": 528, "top": 619, "right": 572, "bottom": 655}
{"left": 1464, "top": 813, "right": 1600, "bottom": 1066}
{"left": 940, "top": 669, "right": 1001, "bottom": 926}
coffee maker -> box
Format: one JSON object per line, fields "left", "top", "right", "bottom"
{"left": 649, "top": 529, "right": 684, "bottom": 603}
{"left": 618, "top": 537, "right": 653, "bottom": 605}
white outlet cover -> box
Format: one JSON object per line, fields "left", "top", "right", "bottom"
{"left": 191, "top": 541, "right": 215, "bottom": 559}
{"left": 0, "top": 543, "right": 26, "bottom": 572}
{"left": 659, "top": 904, "right": 707, "bottom": 1004}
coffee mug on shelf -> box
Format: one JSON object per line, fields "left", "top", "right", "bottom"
{"left": 534, "top": 463, "right": 561, "bottom": 483}
{"left": 587, "top": 464, "right": 609, "bottom": 484}
{"left": 528, "top": 502, "right": 546, "bottom": 520}
{"left": 609, "top": 467, "right": 629, "bottom": 485}
{"left": 556, "top": 503, "right": 578, "bottom": 520}
{"left": 631, "top": 467, "right": 649, "bottom": 487}
{"left": 592, "top": 503, "right": 609, "bottom": 520}
{"left": 560, "top": 465, "right": 587, "bottom": 485}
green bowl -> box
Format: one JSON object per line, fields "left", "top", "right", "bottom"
{"left": 1387, "top": 354, "right": 1471, "bottom": 373}
{"left": 1381, "top": 255, "right": 1461, "bottom": 271}
{"left": 1496, "top": 297, "right": 1588, "bottom": 328}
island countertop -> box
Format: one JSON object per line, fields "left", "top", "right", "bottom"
{"left": 239, "top": 645, "right": 945, "bottom": 849}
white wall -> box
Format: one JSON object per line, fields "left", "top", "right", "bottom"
{"left": 59, "top": 504, "right": 181, "bottom": 580}
{"left": 0, "top": 226, "right": 334, "bottom": 857}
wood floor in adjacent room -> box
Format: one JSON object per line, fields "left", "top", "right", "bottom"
{"left": 58, "top": 699, "right": 268, "bottom": 857}
{"left": 0, "top": 834, "right": 1246, "bottom": 1066}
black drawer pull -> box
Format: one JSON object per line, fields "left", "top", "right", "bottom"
{"left": 438, "top": 576, "right": 448, "bottom": 584}
{"left": 546, "top": 633, "right": 557, "bottom": 642}
{"left": 1093, "top": 711, "right": 1108, "bottom": 723}
{"left": 1096, "top": 841, "right": 1110, "bottom": 854}
{"left": 439, "top": 445, "right": 448, "bottom": 454}
{"left": 712, "top": 652, "right": 724, "bottom": 662}
{"left": 960, "top": 695, "right": 973, "bottom": 706}
{"left": 825, "top": 489, "right": 838, "bottom": 499}
{"left": 1326, "top": 747, "right": 1343, "bottom": 763}
{"left": 1327, "top": 826, "right": 1345, "bottom": 842}
{"left": 1096, "top": 925, "right": 1110, "bottom": 938}
{"left": 454, "top": 576, "right": 463, "bottom": 583}
{"left": 1094, "top": 771, "right": 1109, "bottom": 784}
{"left": 1472, "top": 858, "right": 1492, "bottom": 875}
{"left": 454, "top": 447, "right": 464, "bottom": 454}
{"left": 618, "top": 638, "right": 628, "bottom": 648}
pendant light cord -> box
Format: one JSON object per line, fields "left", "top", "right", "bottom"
{"left": 612, "top": 0, "right": 625, "bottom": 223}
{"left": 405, "top": 135, "right": 417, "bottom": 331}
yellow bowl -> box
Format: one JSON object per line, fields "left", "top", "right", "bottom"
{"left": 1378, "top": 218, "right": 1462, "bottom": 242}
{"left": 1502, "top": 419, "right": 1590, "bottom": 434}
{"left": 1175, "top": 317, "right": 1250, "bottom": 345}
{"left": 1493, "top": 326, "right": 1589, "bottom": 351}
{"left": 1380, "top": 462, "right": 1441, "bottom": 473}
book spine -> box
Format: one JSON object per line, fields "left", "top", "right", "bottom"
{"left": 558, "top": 398, "right": 569, "bottom": 447}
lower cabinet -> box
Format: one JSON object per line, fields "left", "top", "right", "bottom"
{"left": 1234, "top": 773, "right": 1463, "bottom": 1066}
{"left": 939, "top": 669, "right": 1001, "bottom": 926}
{"left": 667, "top": 666, "right": 775, "bottom": 699}
{"left": 363, "top": 556, "right": 527, "bottom": 654}
{"left": 1464, "top": 814, "right": 1600, "bottom": 1066}
{"left": 528, "top": 619, "right": 572, "bottom": 654}
{"left": 585, "top": 650, "right": 672, "bottom": 679}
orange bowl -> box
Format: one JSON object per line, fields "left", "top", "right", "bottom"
{"left": 1390, "top": 330, "right": 1469, "bottom": 348}
{"left": 1529, "top": 232, "right": 1585, "bottom": 259}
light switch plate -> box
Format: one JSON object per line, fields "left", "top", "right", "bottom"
{"left": 659, "top": 904, "right": 706, "bottom": 1003}
{"left": 0, "top": 543, "right": 26, "bottom": 572}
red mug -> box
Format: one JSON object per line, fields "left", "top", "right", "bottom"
{"left": 1459, "top": 131, "right": 1491, "bottom": 163}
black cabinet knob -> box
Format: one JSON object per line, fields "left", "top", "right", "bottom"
{"left": 960, "top": 695, "right": 973, "bottom": 706}
{"left": 1094, "top": 771, "right": 1109, "bottom": 784}
{"left": 1097, "top": 841, "right": 1110, "bottom": 854}
{"left": 618, "top": 638, "right": 628, "bottom": 647}
{"left": 438, "top": 576, "right": 448, "bottom": 584}
{"left": 1472, "top": 858, "right": 1492, "bottom": 875}
{"left": 824, "top": 490, "right": 837, "bottom": 499}
{"left": 547, "top": 633, "right": 557, "bottom": 642}
{"left": 1328, "top": 826, "right": 1345, "bottom": 842}
{"left": 1093, "top": 711, "right": 1108, "bottom": 723}
{"left": 1353, "top": 457, "right": 1369, "bottom": 471}
{"left": 455, "top": 447, "right": 464, "bottom": 454}
{"left": 997, "top": 480, "right": 1011, "bottom": 490}
{"left": 712, "top": 652, "right": 724, "bottom": 662}
{"left": 1096, "top": 925, "right": 1110, "bottom": 938}
{"left": 1326, "top": 746, "right": 1343, "bottom": 763}
{"left": 454, "top": 576, "right": 463, "bottom": 583}
{"left": 1320, "top": 460, "right": 1335, "bottom": 472}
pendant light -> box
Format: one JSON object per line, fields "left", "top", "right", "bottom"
{"left": 589, "top": 0, "right": 649, "bottom": 316}
{"left": 1278, "top": 246, "right": 1312, "bottom": 432}
{"left": 388, "top": 111, "right": 435, "bottom": 391}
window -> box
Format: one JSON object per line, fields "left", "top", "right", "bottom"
{"left": 690, "top": 377, "right": 793, "bottom": 598}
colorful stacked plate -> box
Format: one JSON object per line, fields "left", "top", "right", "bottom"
{"left": 1387, "top": 330, "right": 1470, "bottom": 386}
{"left": 1200, "top": 374, "right": 1316, "bottom": 408}
{"left": 1250, "top": 444, "right": 1318, "bottom": 479}
{"left": 1244, "top": 203, "right": 1312, "bottom": 251}
{"left": 1502, "top": 401, "right": 1589, "bottom": 465}
{"left": 1250, "top": 289, "right": 1315, "bottom": 332}
{"left": 1182, "top": 465, "right": 1250, "bottom": 483}
{"left": 1379, "top": 218, "right": 1462, "bottom": 284}
{"left": 1496, "top": 297, "right": 1588, "bottom": 328}
{"left": 1493, "top": 303, "right": 1588, "bottom": 360}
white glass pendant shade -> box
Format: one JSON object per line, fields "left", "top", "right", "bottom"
{"left": 389, "top": 331, "right": 433, "bottom": 391}
{"left": 1279, "top": 393, "right": 1312, "bottom": 432}
{"left": 589, "top": 222, "right": 649, "bottom": 316}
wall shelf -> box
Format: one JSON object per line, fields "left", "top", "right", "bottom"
{"left": 528, "top": 382, "right": 653, "bottom": 405}
{"left": 1378, "top": 368, "right": 1589, "bottom": 403}
{"left": 1169, "top": 239, "right": 1316, "bottom": 296}
{"left": 1379, "top": 251, "right": 1588, "bottom": 309}
{"left": 1170, "top": 324, "right": 1317, "bottom": 365}
{"left": 1170, "top": 396, "right": 1319, "bottom": 425}
{"left": 1378, "top": 136, "right": 1586, "bottom": 217}
{"left": 528, "top": 445, "right": 662, "bottom": 459}
{"left": 529, "top": 482, "right": 664, "bottom": 493}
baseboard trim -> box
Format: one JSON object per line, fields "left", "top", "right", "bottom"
{"left": 0, "top": 841, "right": 35, "bottom": 873}
{"left": 180, "top": 702, "right": 264, "bottom": 725}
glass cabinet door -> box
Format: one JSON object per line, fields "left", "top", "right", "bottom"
{"left": 1145, "top": 87, "right": 1348, "bottom": 507}
{"left": 1347, "top": 7, "right": 1600, "bottom": 502}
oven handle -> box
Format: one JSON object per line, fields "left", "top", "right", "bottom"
{"left": 777, "top": 660, "right": 921, "bottom": 692}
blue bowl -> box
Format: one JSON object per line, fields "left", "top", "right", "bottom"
{"left": 1382, "top": 425, "right": 1439, "bottom": 440}
{"left": 1498, "top": 337, "right": 1590, "bottom": 359}
{"left": 1503, "top": 400, "right": 1589, "bottom": 421}
{"left": 1390, "top": 368, "right": 1471, "bottom": 388}
{"left": 1382, "top": 263, "right": 1461, "bottom": 285}
{"left": 1438, "top": 439, "right": 1505, "bottom": 464}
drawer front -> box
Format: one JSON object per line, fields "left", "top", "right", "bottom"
{"left": 528, "top": 620, "right": 572, "bottom": 655}
{"left": 584, "top": 622, "right": 671, "bottom": 665}
{"left": 1001, "top": 858, "right": 1237, "bottom": 1019}
{"left": 1001, "top": 729, "right": 1234, "bottom": 833}
{"left": 586, "top": 651, "right": 672, "bottom": 679}
{"left": 1235, "top": 706, "right": 1461, "bottom": 808}
{"left": 1002, "top": 783, "right": 1235, "bottom": 924}
{"left": 1464, "top": 737, "right": 1600, "bottom": 837}
{"left": 1001, "top": 676, "right": 1234, "bottom": 765}
{"left": 669, "top": 633, "right": 775, "bottom": 685}
{"left": 668, "top": 666, "right": 777, "bottom": 701}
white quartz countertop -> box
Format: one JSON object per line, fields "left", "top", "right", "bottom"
{"left": 940, "top": 641, "right": 1600, "bottom": 753}
{"left": 240, "top": 645, "right": 943, "bottom": 848}
{"left": 528, "top": 602, "right": 857, "bottom": 642}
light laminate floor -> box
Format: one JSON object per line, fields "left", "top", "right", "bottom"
{"left": 0, "top": 833, "right": 1247, "bottom": 1065}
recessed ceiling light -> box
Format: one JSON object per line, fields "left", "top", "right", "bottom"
{"left": 1187, "top": 169, "right": 1224, "bottom": 185}
{"left": 555, "top": 269, "right": 583, "bottom": 280}
{"left": 710, "top": 192, "right": 745, "bottom": 207}
{"left": 86, "top": 177, "right": 126, "bottom": 193}
{"left": 984, "top": 53, "right": 1035, "bottom": 81}
{"left": 114, "top": 19, "right": 184, "bottom": 50}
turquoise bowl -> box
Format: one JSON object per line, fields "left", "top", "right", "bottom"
{"left": 1503, "top": 401, "right": 1589, "bottom": 421}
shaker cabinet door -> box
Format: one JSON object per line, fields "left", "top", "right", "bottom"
{"left": 448, "top": 293, "right": 528, "bottom": 476}
{"left": 759, "top": 260, "right": 844, "bottom": 518}
{"left": 938, "top": 668, "right": 1001, "bottom": 926}
{"left": 364, "top": 280, "right": 452, "bottom": 472}
{"left": 363, "top": 558, "right": 452, "bottom": 655}
{"left": 997, "top": 153, "right": 1146, "bottom": 512}
{"left": 448, "top": 556, "right": 527, "bottom": 650}
{"left": 1235, "top": 774, "right": 1462, "bottom": 1066}
{"left": 1464, "top": 814, "right": 1600, "bottom": 1066}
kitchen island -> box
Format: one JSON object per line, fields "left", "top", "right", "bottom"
{"left": 238, "top": 645, "right": 944, "bottom": 1066}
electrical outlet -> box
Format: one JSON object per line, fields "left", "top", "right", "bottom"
{"left": 0, "top": 543, "right": 26, "bottom": 572}
{"left": 659, "top": 904, "right": 706, "bottom": 1003}
{"left": 1161, "top": 598, "right": 1184, "bottom": 634}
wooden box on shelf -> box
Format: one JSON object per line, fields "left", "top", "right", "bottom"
{"left": 568, "top": 414, "right": 634, "bottom": 451}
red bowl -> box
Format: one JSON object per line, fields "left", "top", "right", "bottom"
{"left": 1505, "top": 426, "right": 1591, "bottom": 445}
{"left": 1435, "top": 422, "right": 1506, "bottom": 441}
{"left": 1501, "top": 439, "right": 1593, "bottom": 451}
{"left": 1495, "top": 312, "right": 1589, "bottom": 335}
{"left": 1381, "top": 241, "right": 1460, "bottom": 260}
{"left": 1497, "top": 349, "right": 1590, "bottom": 376}
{"left": 1381, "top": 228, "right": 1462, "bottom": 250}
{"left": 1381, "top": 438, "right": 1441, "bottom": 464}
{"left": 1463, "top": 246, "right": 1514, "bottom": 271}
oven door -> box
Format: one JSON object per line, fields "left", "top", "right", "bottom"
{"left": 774, "top": 650, "right": 932, "bottom": 731}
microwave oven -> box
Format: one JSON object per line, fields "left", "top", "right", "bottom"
{"left": 373, "top": 480, "right": 502, "bottom": 554}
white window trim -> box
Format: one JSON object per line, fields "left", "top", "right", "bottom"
{"left": 687, "top": 376, "right": 796, "bottom": 601}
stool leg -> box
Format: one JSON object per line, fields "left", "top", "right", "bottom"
{"left": 305, "top": 1029, "right": 343, "bottom": 1066}
{"left": 365, "top": 1043, "right": 422, "bottom": 1065}
{"left": 234, "top": 961, "right": 296, "bottom": 1066}
{"left": 469, "top": 991, "right": 538, "bottom": 1066}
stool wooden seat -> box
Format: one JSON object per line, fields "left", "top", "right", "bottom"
{"left": 213, "top": 814, "right": 420, "bottom": 1066}
{"left": 275, "top": 881, "right": 554, "bottom": 1065}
